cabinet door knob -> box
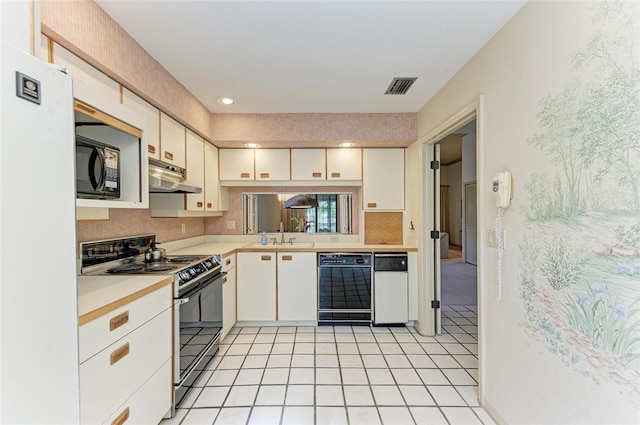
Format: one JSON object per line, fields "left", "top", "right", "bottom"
{"left": 109, "top": 311, "right": 129, "bottom": 331}
{"left": 367, "top": 202, "right": 377, "bottom": 208}
{"left": 223, "top": 276, "right": 228, "bottom": 284}
{"left": 261, "top": 255, "right": 271, "bottom": 261}
{"left": 331, "top": 172, "right": 341, "bottom": 178}
{"left": 226, "top": 258, "right": 231, "bottom": 266}
{"left": 312, "top": 172, "right": 322, "bottom": 178}
{"left": 110, "top": 342, "right": 130, "bottom": 365}
{"left": 207, "top": 203, "right": 212, "bottom": 208}
{"left": 147, "top": 144, "right": 156, "bottom": 154}
{"left": 282, "top": 255, "right": 293, "bottom": 261}
{"left": 164, "top": 151, "right": 174, "bottom": 161}
{"left": 111, "top": 407, "right": 129, "bottom": 425}
{"left": 197, "top": 202, "right": 203, "bottom": 208}
{"left": 259, "top": 172, "right": 270, "bottom": 179}
{"left": 240, "top": 172, "right": 251, "bottom": 178}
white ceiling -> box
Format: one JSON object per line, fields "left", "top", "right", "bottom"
{"left": 95, "top": 1, "right": 525, "bottom": 114}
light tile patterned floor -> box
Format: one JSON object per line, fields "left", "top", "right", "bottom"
{"left": 163, "top": 305, "right": 494, "bottom": 425}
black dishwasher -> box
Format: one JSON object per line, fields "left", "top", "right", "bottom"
{"left": 318, "top": 253, "right": 373, "bottom": 325}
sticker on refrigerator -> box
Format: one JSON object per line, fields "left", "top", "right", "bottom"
{"left": 15, "top": 72, "right": 41, "bottom": 104}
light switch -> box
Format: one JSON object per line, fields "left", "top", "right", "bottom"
{"left": 226, "top": 221, "right": 236, "bottom": 230}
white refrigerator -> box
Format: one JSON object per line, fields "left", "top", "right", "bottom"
{"left": 0, "top": 41, "right": 80, "bottom": 423}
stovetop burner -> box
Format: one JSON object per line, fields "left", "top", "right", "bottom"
{"left": 146, "top": 263, "right": 177, "bottom": 272}
{"left": 107, "top": 263, "right": 145, "bottom": 273}
{"left": 169, "top": 256, "right": 200, "bottom": 263}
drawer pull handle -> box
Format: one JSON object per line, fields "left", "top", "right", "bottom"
{"left": 110, "top": 342, "right": 130, "bottom": 365}
{"left": 164, "top": 151, "right": 174, "bottom": 161}
{"left": 312, "top": 172, "right": 322, "bottom": 178}
{"left": 223, "top": 276, "right": 228, "bottom": 284}
{"left": 368, "top": 202, "right": 377, "bottom": 208}
{"left": 226, "top": 258, "right": 231, "bottom": 266}
{"left": 259, "top": 172, "right": 270, "bottom": 178}
{"left": 111, "top": 407, "right": 129, "bottom": 425}
{"left": 207, "top": 202, "right": 212, "bottom": 208}
{"left": 282, "top": 255, "right": 292, "bottom": 261}
{"left": 261, "top": 255, "right": 271, "bottom": 261}
{"left": 109, "top": 311, "right": 129, "bottom": 331}
{"left": 331, "top": 172, "right": 341, "bottom": 178}
{"left": 197, "top": 201, "right": 203, "bottom": 207}
{"left": 147, "top": 144, "right": 156, "bottom": 154}
{"left": 240, "top": 172, "right": 250, "bottom": 178}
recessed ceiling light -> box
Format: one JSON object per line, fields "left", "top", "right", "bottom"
{"left": 340, "top": 142, "right": 355, "bottom": 147}
{"left": 244, "top": 143, "right": 260, "bottom": 148}
{"left": 217, "top": 97, "right": 236, "bottom": 106}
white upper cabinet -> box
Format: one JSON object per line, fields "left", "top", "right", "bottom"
{"left": 159, "top": 113, "right": 186, "bottom": 168}
{"left": 219, "top": 149, "right": 255, "bottom": 180}
{"left": 204, "top": 142, "right": 221, "bottom": 211}
{"left": 255, "top": 149, "right": 290, "bottom": 180}
{"left": 363, "top": 148, "right": 405, "bottom": 210}
{"left": 122, "top": 89, "right": 160, "bottom": 160}
{"left": 327, "top": 148, "right": 361, "bottom": 180}
{"left": 53, "top": 42, "right": 120, "bottom": 102}
{"left": 291, "top": 149, "right": 326, "bottom": 180}
{"left": 185, "top": 130, "right": 205, "bottom": 211}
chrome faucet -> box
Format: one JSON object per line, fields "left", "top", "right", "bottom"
{"left": 280, "top": 231, "right": 285, "bottom": 244}
{"left": 289, "top": 238, "right": 295, "bottom": 245}
{"left": 270, "top": 237, "right": 278, "bottom": 245}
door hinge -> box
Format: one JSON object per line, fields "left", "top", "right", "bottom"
{"left": 431, "top": 300, "right": 440, "bottom": 309}
{"left": 430, "top": 160, "right": 440, "bottom": 170}
{"left": 430, "top": 230, "right": 440, "bottom": 239}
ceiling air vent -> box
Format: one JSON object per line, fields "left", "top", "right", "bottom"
{"left": 384, "top": 77, "right": 417, "bottom": 95}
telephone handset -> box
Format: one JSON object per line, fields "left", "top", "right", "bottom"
{"left": 493, "top": 171, "right": 512, "bottom": 300}
{"left": 492, "top": 171, "right": 512, "bottom": 208}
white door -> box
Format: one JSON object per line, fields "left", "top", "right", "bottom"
{"left": 419, "top": 144, "right": 442, "bottom": 335}
{"left": 464, "top": 182, "right": 478, "bottom": 265}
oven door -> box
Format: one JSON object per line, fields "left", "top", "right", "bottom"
{"left": 174, "top": 272, "right": 223, "bottom": 408}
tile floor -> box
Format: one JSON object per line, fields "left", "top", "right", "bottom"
{"left": 163, "top": 305, "right": 493, "bottom": 425}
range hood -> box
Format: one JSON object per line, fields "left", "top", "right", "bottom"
{"left": 149, "top": 159, "right": 202, "bottom": 194}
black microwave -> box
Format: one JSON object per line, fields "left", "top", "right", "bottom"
{"left": 76, "top": 135, "right": 120, "bottom": 199}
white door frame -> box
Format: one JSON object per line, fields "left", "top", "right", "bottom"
{"left": 417, "top": 96, "right": 485, "bottom": 402}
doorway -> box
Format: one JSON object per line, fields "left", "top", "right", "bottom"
{"left": 418, "top": 99, "right": 484, "bottom": 400}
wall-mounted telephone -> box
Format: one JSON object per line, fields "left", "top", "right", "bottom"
{"left": 492, "top": 171, "right": 512, "bottom": 208}
{"left": 493, "top": 171, "right": 513, "bottom": 300}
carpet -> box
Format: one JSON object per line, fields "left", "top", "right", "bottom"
{"left": 441, "top": 259, "right": 477, "bottom": 306}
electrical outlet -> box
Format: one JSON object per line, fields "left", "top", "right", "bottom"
{"left": 226, "top": 221, "right": 236, "bottom": 230}
{"left": 330, "top": 235, "right": 339, "bottom": 242}
{"left": 181, "top": 223, "right": 186, "bottom": 234}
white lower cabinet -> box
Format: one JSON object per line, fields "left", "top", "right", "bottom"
{"left": 79, "top": 285, "right": 172, "bottom": 425}
{"left": 237, "top": 252, "right": 276, "bottom": 321}
{"left": 237, "top": 251, "right": 318, "bottom": 323}
{"left": 222, "top": 254, "right": 237, "bottom": 340}
{"left": 277, "top": 252, "right": 317, "bottom": 321}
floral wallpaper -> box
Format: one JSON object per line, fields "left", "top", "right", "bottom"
{"left": 519, "top": 2, "right": 640, "bottom": 401}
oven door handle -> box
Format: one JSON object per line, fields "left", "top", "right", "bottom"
{"left": 175, "top": 271, "right": 225, "bottom": 300}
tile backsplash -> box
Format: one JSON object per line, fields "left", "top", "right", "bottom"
{"left": 76, "top": 208, "right": 205, "bottom": 243}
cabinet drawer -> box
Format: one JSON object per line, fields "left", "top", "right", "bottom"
{"left": 80, "top": 309, "right": 172, "bottom": 424}
{"left": 79, "top": 285, "right": 171, "bottom": 363}
{"left": 103, "top": 360, "right": 172, "bottom": 425}
{"left": 222, "top": 253, "right": 236, "bottom": 272}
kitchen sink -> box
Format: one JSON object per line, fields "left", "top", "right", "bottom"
{"left": 243, "top": 241, "right": 315, "bottom": 248}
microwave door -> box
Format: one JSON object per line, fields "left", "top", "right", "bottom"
{"left": 89, "top": 147, "right": 106, "bottom": 193}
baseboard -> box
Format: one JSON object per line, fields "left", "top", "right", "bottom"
{"left": 482, "top": 399, "right": 507, "bottom": 425}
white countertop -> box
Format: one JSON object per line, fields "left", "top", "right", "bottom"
{"left": 169, "top": 242, "right": 418, "bottom": 257}
{"left": 77, "top": 275, "right": 173, "bottom": 325}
